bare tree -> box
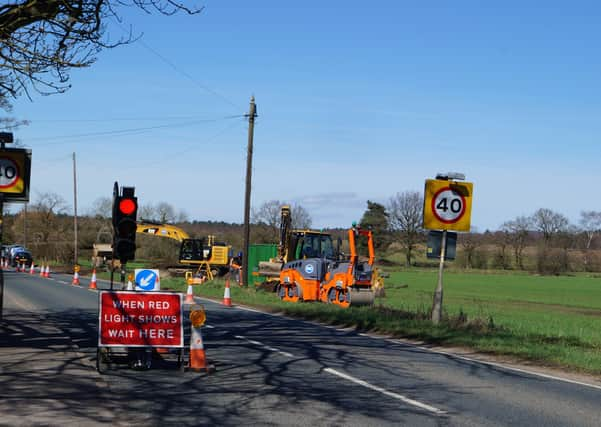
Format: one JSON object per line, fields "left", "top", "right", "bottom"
{"left": 89, "top": 196, "right": 112, "bottom": 219}
{"left": 290, "top": 203, "right": 312, "bottom": 229}
{"left": 579, "top": 211, "right": 601, "bottom": 270}
{"left": 252, "top": 200, "right": 313, "bottom": 240}
{"left": 501, "top": 216, "right": 532, "bottom": 270}
{"left": 251, "top": 200, "right": 282, "bottom": 230}
{"left": 531, "top": 208, "right": 569, "bottom": 243}
{"left": 0, "top": 1, "right": 202, "bottom": 108}
{"left": 387, "top": 191, "right": 422, "bottom": 266}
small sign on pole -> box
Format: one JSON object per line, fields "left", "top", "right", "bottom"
{"left": 134, "top": 269, "right": 160, "bottom": 292}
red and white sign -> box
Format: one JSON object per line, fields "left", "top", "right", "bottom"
{"left": 0, "top": 157, "right": 19, "bottom": 189}
{"left": 432, "top": 187, "right": 466, "bottom": 224}
{"left": 98, "top": 291, "right": 183, "bottom": 348}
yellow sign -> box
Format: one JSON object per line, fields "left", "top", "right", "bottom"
{"left": 0, "top": 148, "right": 31, "bottom": 201}
{"left": 74, "top": 265, "right": 81, "bottom": 272}
{"left": 423, "top": 179, "right": 473, "bottom": 232}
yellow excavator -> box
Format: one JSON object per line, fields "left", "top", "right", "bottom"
{"left": 136, "top": 221, "right": 231, "bottom": 280}
{"left": 257, "top": 206, "right": 384, "bottom": 308}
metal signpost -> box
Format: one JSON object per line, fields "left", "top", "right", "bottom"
{"left": 0, "top": 133, "right": 32, "bottom": 321}
{"left": 423, "top": 173, "right": 473, "bottom": 324}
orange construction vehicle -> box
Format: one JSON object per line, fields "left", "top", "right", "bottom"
{"left": 259, "top": 206, "right": 381, "bottom": 308}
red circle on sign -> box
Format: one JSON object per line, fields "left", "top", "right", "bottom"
{"left": 119, "top": 198, "right": 137, "bottom": 215}
{"left": 431, "top": 187, "right": 466, "bottom": 224}
{"left": 0, "top": 157, "right": 20, "bottom": 189}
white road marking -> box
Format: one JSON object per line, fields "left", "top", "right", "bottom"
{"left": 324, "top": 367, "right": 447, "bottom": 415}
{"left": 234, "top": 335, "right": 295, "bottom": 358}
{"left": 386, "top": 339, "right": 601, "bottom": 392}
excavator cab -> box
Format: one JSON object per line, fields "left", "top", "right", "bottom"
{"left": 179, "top": 238, "right": 210, "bottom": 262}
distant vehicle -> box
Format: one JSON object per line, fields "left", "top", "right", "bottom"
{"left": 12, "top": 250, "right": 33, "bottom": 267}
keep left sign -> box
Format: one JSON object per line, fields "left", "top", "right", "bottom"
{"left": 135, "top": 269, "right": 160, "bottom": 291}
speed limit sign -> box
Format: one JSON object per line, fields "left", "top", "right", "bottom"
{"left": 0, "top": 157, "right": 19, "bottom": 189}
{"left": 423, "top": 179, "right": 473, "bottom": 231}
{"left": 0, "top": 148, "right": 31, "bottom": 202}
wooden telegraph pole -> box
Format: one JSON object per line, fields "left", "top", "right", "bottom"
{"left": 73, "top": 152, "right": 79, "bottom": 266}
{"left": 242, "top": 96, "right": 257, "bottom": 287}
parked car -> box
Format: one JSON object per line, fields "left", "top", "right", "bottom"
{"left": 12, "top": 250, "right": 33, "bottom": 267}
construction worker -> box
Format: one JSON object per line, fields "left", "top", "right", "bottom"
{"left": 229, "top": 252, "right": 242, "bottom": 285}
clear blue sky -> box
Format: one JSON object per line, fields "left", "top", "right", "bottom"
{"left": 8, "top": 1, "right": 601, "bottom": 230}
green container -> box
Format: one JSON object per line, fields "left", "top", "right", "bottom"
{"left": 248, "top": 243, "right": 277, "bottom": 285}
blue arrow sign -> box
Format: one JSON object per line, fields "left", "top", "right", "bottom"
{"left": 135, "top": 269, "right": 159, "bottom": 291}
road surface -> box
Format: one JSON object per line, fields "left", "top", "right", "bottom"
{"left": 1, "top": 269, "right": 600, "bottom": 426}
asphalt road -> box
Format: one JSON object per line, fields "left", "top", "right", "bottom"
{"left": 1, "top": 269, "right": 600, "bottom": 426}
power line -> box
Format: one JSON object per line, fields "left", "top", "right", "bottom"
{"left": 114, "top": 21, "right": 243, "bottom": 112}
{"left": 24, "top": 115, "right": 244, "bottom": 145}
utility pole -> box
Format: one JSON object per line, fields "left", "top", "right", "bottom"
{"left": 23, "top": 203, "right": 27, "bottom": 248}
{"left": 241, "top": 96, "right": 257, "bottom": 287}
{"left": 72, "top": 152, "right": 78, "bottom": 266}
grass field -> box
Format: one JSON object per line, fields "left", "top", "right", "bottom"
{"left": 94, "top": 266, "right": 601, "bottom": 375}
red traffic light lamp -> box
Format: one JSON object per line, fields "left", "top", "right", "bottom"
{"left": 112, "top": 183, "right": 138, "bottom": 262}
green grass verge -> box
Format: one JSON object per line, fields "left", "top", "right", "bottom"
{"left": 92, "top": 269, "right": 601, "bottom": 375}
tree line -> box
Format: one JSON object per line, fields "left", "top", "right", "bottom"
{"left": 4, "top": 191, "right": 601, "bottom": 275}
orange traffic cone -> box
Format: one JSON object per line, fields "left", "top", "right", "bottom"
{"left": 89, "top": 269, "right": 97, "bottom": 290}
{"left": 40, "top": 264, "right": 46, "bottom": 277}
{"left": 44, "top": 265, "right": 50, "bottom": 278}
{"left": 184, "top": 284, "right": 195, "bottom": 304}
{"left": 189, "top": 323, "right": 207, "bottom": 371}
{"left": 222, "top": 277, "right": 232, "bottom": 307}
{"left": 29, "top": 263, "right": 35, "bottom": 275}
{"left": 72, "top": 270, "right": 80, "bottom": 285}
{"left": 126, "top": 279, "right": 134, "bottom": 290}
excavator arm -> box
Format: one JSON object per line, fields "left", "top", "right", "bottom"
{"left": 136, "top": 221, "right": 190, "bottom": 242}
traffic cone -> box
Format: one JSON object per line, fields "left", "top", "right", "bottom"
{"left": 21, "top": 262, "right": 26, "bottom": 272}
{"left": 126, "top": 278, "right": 134, "bottom": 290}
{"left": 40, "top": 264, "right": 45, "bottom": 277}
{"left": 89, "top": 269, "right": 97, "bottom": 290}
{"left": 72, "top": 270, "right": 80, "bottom": 285}
{"left": 44, "top": 265, "right": 50, "bottom": 278}
{"left": 184, "top": 284, "right": 195, "bottom": 304}
{"left": 222, "top": 277, "right": 232, "bottom": 307}
{"left": 29, "top": 263, "right": 35, "bottom": 275}
{"left": 189, "top": 324, "right": 208, "bottom": 371}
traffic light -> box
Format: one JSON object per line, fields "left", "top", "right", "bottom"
{"left": 112, "top": 184, "right": 138, "bottom": 262}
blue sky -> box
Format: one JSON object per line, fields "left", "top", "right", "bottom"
{"left": 7, "top": 1, "right": 601, "bottom": 230}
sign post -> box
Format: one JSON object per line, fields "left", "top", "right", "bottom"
{"left": 423, "top": 173, "right": 473, "bottom": 324}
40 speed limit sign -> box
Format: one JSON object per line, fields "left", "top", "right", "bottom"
{"left": 423, "top": 179, "right": 473, "bottom": 232}
{"left": 0, "top": 148, "right": 31, "bottom": 202}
